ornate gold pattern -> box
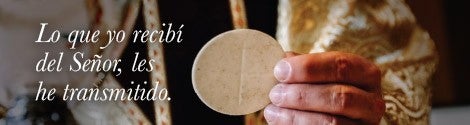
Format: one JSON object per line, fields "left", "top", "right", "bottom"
{"left": 143, "top": 0, "right": 173, "bottom": 125}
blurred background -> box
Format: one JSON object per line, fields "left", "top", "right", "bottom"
{"left": 1, "top": 0, "right": 469, "bottom": 124}
{"left": 405, "top": 0, "right": 470, "bottom": 107}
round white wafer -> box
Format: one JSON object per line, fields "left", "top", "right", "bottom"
{"left": 192, "top": 29, "right": 284, "bottom": 115}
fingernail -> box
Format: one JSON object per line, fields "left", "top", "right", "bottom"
{"left": 274, "top": 60, "right": 291, "bottom": 82}
{"left": 264, "top": 105, "right": 278, "bottom": 123}
{"left": 269, "top": 84, "right": 284, "bottom": 105}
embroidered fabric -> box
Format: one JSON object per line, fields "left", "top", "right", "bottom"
{"left": 245, "top": 0, "right": 438, "bottom": 124}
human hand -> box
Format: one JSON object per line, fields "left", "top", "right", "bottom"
{"left": 264, "top": 51, "right": 385, "bottom": 125}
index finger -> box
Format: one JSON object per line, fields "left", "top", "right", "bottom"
{"left": 274, "top": 51, "right": 381, "bottom": 91}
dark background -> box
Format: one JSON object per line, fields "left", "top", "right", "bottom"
{"left": 407, "top": 0, "right": 470, "bottom": 107}
{"left": 116, "top": 0, "right": 470, "bottom": 124}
